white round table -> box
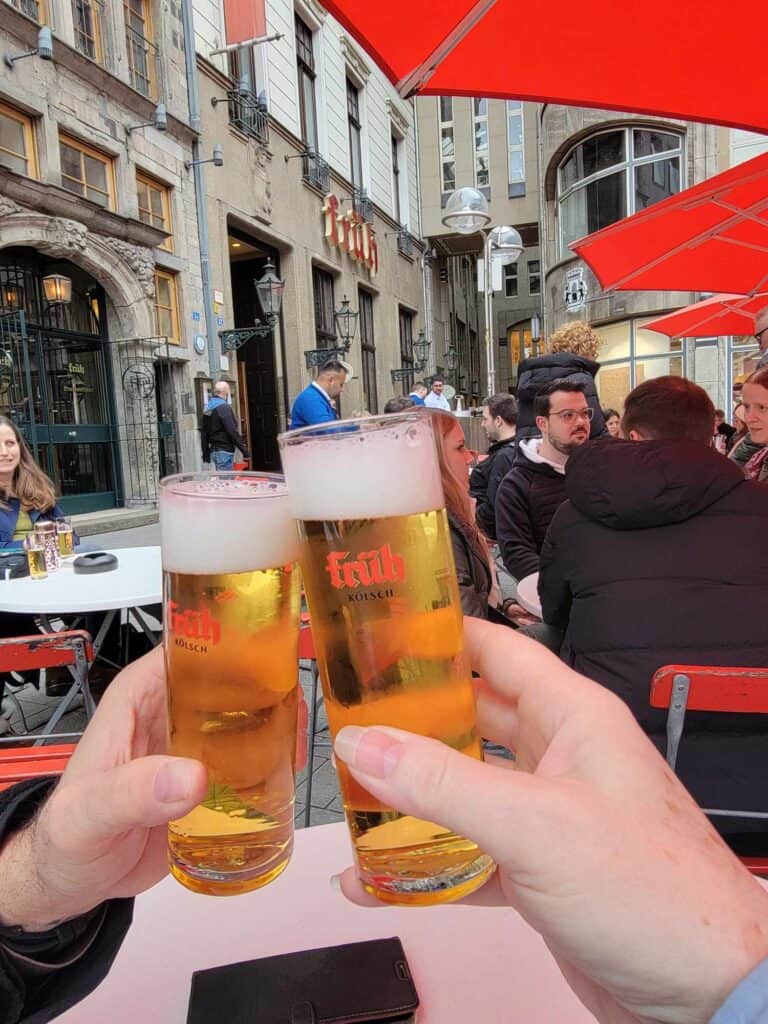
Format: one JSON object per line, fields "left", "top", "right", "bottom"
{"left": 515, "top": 572, "right": 542, "bottom": 619}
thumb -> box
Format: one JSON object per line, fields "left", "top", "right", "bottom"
{"left": 55, "top": 756, "right": 208, "bottom": 850}
{"left": 334, "top": 726, "right": 552, "bottom": 868}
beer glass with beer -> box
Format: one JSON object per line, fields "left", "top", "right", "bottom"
{"left": 279, "top": 412, "right": 494, "bottom": 905}
{"left": 159, "top": 472, "right": 301, "bottom": 896}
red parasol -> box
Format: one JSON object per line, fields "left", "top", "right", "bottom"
{"left": 319, "top": 0, "right": 768, "bottom": 134}
{"left": 644, "top": 294, "right": 768, "bottom": 338}
{"left": 571, "top": 153, "right": 768, "bottom": 294}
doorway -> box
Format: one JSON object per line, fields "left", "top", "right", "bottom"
{"left": 228, "top": 233, "right": 281, "bottom": 472}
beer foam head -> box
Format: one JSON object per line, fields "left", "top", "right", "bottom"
{"left": 280, "top": 412, "right": 444, "bottom": 520}
{"left": 160, "top": 474, "right": 300, "bottom": 574}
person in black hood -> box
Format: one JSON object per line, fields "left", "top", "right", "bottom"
{"left": 539, "top": 376, "right": 768, "bottom": 845}
{"left": 516, "top": 321, "right": 608, "bottom": 443}
{"left": 201, "top": 381, "right": 250, "bottom": 470}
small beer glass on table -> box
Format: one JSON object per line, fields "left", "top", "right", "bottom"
{"left": 56, "top": 519, "right": 75, "bottom": 559}
{"left": 279, "top": 411, "right": 494, "bottom": 906}
{"left": 159, "top": 472, "right": 302, "bottom": 896}
{"left": 24, "top": 534, "right": 47, "bottom": 580}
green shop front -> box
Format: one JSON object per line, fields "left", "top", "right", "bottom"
{"left": 0, "top": 248, "right": 179, "bottom": 514}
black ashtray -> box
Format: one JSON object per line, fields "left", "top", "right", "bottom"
{"left": 73, "top": 552, "right": 119, "bottom": 574}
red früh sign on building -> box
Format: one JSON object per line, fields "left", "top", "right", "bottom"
{"left": 322, "top": 194, "right": 379, "bottom": 277}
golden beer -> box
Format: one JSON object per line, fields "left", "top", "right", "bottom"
{"left": 25, "top": 542, "right": 47, "bottom": 580}
{"left": 280, "top": 413, "right": 493, "bottom": 906}
{"left": 160, "top": 473, "right": 301, "bottom": 896}
{"left": 57, "top": 522, "right": 74, "bottom": 558}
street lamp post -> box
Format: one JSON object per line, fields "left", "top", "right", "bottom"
{"left": 442, "top": 188, "right": 523, "bottom": 397}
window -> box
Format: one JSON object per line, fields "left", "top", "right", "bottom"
{"left": 438, "top": 96, "right": 455, "bottom": 198}
{"left": 7, "top": 0, "right": 49, "bottom": 23}
{"left": 346, "top": 77, "right": 363, "bottom": 189}
{"left": 506, "top": 101, "right": 525, "bottom": 192}
{"left": 359, "top": 289, "right": 377, "bottom": 413}
{"left": 295, "top": 15, "right": 318, "bottom": 153}
{"left": 592, "top": 316, "right": 685, "bottom": 408}
{"left": 154, "top": 270, "right": 180, "bottom": 344}
{"left": 72, "top": 0, "right": 104, "bottom": 63}
{"left": 558, "top": 127, "right": 683, "bottom": 251}
{"left": 59, "top": 135, "right": 114, "bottom": 208}
{"left": 124, "top": 0, "right": 157, "bottom": 99}
{"left": 472, "top": 97, "right": 489, "bottom": 192}
{"left": 312, "top": 266, "right": 336, "bottom": 346}
{"left": 527, "top": 259, "right": 540, "bottom": 295}
{"left": 391, "top": 134, "right": 401, "bottom": 224}
{"left": 398, "top": 307, "right": 415, "bottom": 390}
{"left": 0, "top": 102, "right": 37, "bottom": 178}
{"left": 136, "top": 172, "right": 172, "bottom": 250}
{"left": 504, "top": 263, "right": 518, "bottom": 298}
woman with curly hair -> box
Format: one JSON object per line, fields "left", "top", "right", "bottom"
{"left": 515, "top": 321, "right": 608, "bottom": 442}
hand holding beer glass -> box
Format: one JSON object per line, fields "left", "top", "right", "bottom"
{"left": 159, "top": 473, "right": 301, "bottom": 895}
{"left": 280, "top": 412, "right": 493, "bottom": 905}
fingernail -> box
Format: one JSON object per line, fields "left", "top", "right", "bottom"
{"left": 334, "top": 726, "right": 404, "bottom": 779}
{"left": 154, "top": 761, "right": 195, "bottom": 803}
{"left": 330, "top": 873, "right": 341, "bottom": 892}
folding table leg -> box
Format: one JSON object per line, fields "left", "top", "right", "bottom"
{"left": 130, "top": 607, "right": 161, "bottom": 647}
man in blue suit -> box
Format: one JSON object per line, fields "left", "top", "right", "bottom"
{"left": 289, "top": 360, "right": 350, "bottom": 429}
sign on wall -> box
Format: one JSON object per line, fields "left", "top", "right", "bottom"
{"left": 321, "top": 194, "right": 379, "bottom": 277}
{"left": 564, "top": 268, "right": 587, "bottom": 312}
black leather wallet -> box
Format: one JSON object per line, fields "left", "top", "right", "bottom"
{"left": 186, "top": 936, "right": 419, "bottom": 1024}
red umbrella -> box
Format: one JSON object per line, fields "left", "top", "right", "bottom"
{"left": 571, "top": 153, "right": 768, "bottom": 294}
{"left": 644, "top": 294, "right": 768, "bottom": 338}
{"left": 320, "top": 0, "right": 768, "bottom": 134}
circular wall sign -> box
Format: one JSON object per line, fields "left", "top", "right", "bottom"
{"left": 193, "top": 334, "right": 206, "bottom": 355}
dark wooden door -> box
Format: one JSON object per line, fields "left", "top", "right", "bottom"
{"left": 230, "top": 258, "right": 280, "bottom": 472}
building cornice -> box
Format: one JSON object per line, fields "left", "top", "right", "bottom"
{"left": 340, "top": 35, "right": 371, "bottom": 84}
{"left": 386, "top": 98, "right": 410, "bottom": 138}
{"left": 0, "top": 167, "right": 169, "bottom": 250}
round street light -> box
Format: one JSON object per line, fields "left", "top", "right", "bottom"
{"left": 441, "top": 187, "right": 492, "bottom": 235}
{"left": 254, "top": 260, "right": 284, "bottom": 322}
{"left": 490, "top": 225, "right": 524, "bottom": 266}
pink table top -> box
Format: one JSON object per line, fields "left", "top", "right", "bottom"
{"left": 58, "top": 821, "right": 597, "bottom": 1023}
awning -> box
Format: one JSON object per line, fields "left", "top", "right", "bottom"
{"left": 644, "top": 294, "right": 768, "bottom": 338}
{"left": 320, "top": 0, "right": 768, "bottom": 134}
{"left": 572, "top": 153, "right": 768, "bottom": 294}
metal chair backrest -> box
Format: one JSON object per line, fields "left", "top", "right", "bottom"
{"left": 650, "top": 664, "right": 768, "bottom": 877}
{"left": 0, "top": 630, "right": 94, "bottom": 747}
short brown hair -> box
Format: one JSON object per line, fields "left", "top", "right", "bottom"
{"left": 483, "top": 393, "right": 518, "bottom": 426}
{"left": 621, "top": 377, "right": 714, "bottom": 444}
{"left": 745, "top": 366, "right": 768, "bottom": 390}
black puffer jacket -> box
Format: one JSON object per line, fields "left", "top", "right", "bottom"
{"left": 539, "top": 439, "right": 768, "bottom": 820}
{"left": 495, "top": 440, "right": 567, "bottom": 580}
{"left": 516, "top": 352, "right": 607, "bottom": 442}
{"left": 448, "top": 512, "right": 492, "bottom": 620}
{"left": 469, "top": 439, "right": 516, "bottom": 540}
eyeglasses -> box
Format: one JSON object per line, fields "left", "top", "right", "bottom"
{"left": 548, "top": 407, "right": 594, "bottom": 425}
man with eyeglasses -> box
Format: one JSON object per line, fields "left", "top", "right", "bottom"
{"left": 755, "top": 306, "right": 768, "bottom": 368}
{"left": 495, "top": 380, "right": 590, "bottom": 582}
{"left": 538, "top": 376, "right": 768, "bottom": 850}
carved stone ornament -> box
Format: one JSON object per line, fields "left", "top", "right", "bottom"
{"left": 340, "top": 35, "right": 371, "bottom": 84}
{"left": 386, "top": 98, "right": 411, "bottom": 139}
{"left": 104, "top": 236, "right": 156, "bottom": 297}
{"left": 295, "top": 0, "right": 326, "bottom": 26}
{"left": 45, "top": 217, "right": 88, "bottom": 257}
{"left": 0, "top": 197, "right": 23, "bottom": 218}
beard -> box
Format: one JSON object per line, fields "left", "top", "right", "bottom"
{"left": 549, "top": 432, "right": 588, "bottom": 456}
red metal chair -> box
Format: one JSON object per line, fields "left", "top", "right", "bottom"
{"left": 0, "top": 631, "right": 94, "bottom": 790}
{"left": 650, "top": 664, "right": 768, "bottom": 877}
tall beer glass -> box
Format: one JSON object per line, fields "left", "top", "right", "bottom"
{"left": 159, "top": 472, "right": 301, "bottom": 896}
{"left": 279, "top": 412, "right": 494, "bottom": 905}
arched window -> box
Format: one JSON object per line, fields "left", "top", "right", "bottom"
{"left": 558, "top": 127, "right": 683, "bottom": 252}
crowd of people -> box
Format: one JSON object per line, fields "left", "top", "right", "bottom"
{"left": 3, "top": 321, "right": 768, "bottom": 1022}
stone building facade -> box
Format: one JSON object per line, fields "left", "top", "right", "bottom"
{"left": 192, "top": 0, "right": 426, "bottom": 468}
{"left": 0, "top": 0, "right": 211, "bottom": 512}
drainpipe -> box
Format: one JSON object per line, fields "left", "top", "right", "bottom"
{"left": 536, "top": 104, "right": 547, "bottom": 343}
{"left": 180, "top": 0, "right": 219, "bottom": 381}
{"left": 413, "top": 107, "right": 435, "bottom": 376}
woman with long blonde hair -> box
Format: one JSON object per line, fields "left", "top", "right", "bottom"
{"left": 0, "top": 415, "right": 63, "bottom": 548}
